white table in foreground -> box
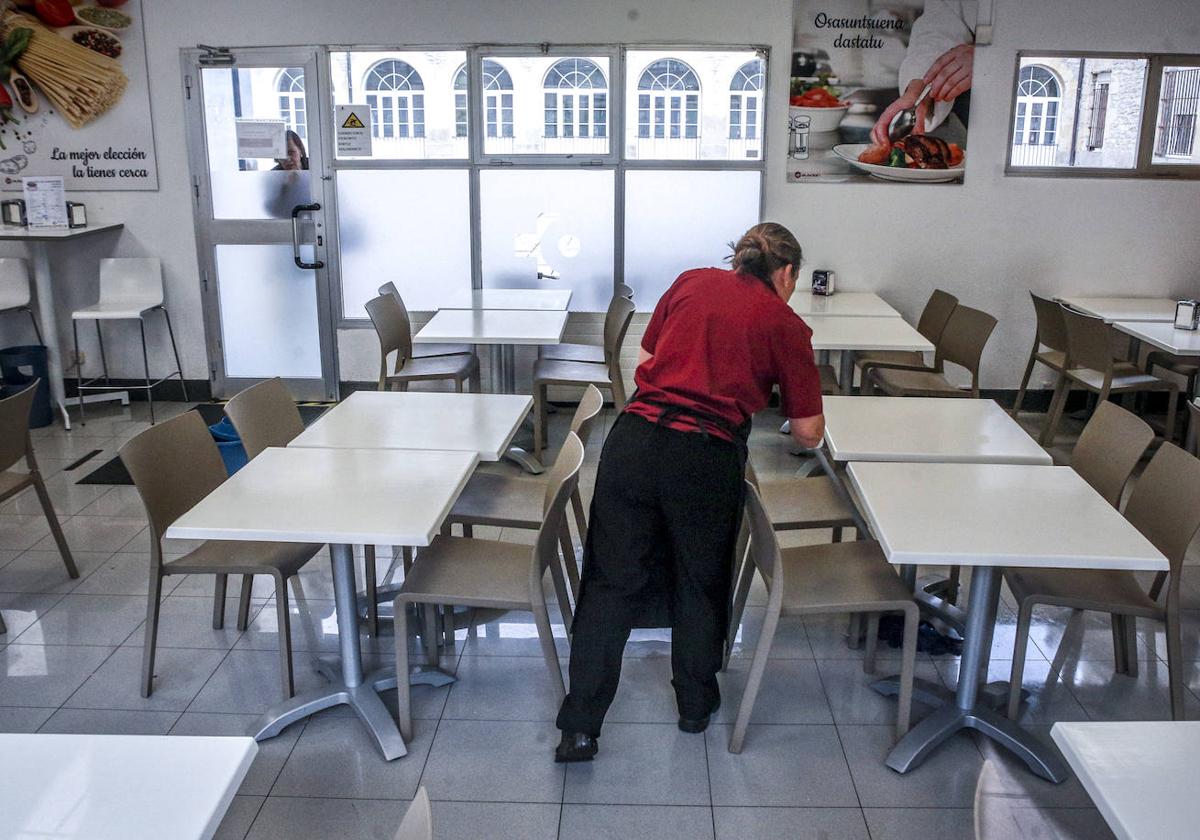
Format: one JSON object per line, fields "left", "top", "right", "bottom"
{"left": 289, "top": 391, "right": 532, "bottom": 462}
{"left": 789, "top": 291, "right": 901, "bottom": 319}
{"left": 1050, "top": 721, "right": 1200, "bottom": 840}
{"left": 805, "top": 315, "right": 934, "bottom": 395}
{"left": 847, "top": 462, "right": 1166, "bottom": 782}
{"left": 1057, "top": 296, "right": 1178, "bottom": 324}
{"left": 442, "top": 288, "right": 571, "bottom": 311}
{"left": 0, "top": 223, "right": 125, "bottom": 429}
{"left": 167, "top": 446, "right": 479, "bottom": 760}
{"left": 0, "top": 733, "right": 254, "bottom": 840}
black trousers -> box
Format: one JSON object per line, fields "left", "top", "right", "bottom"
{"left": 556, "top": 413, "right": 746, "bottom": 737}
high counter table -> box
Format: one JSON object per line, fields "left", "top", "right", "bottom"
{"left": 0, "top": 223, "right": 125, "bottom": 428}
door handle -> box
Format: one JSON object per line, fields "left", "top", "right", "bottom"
{"left": 291, "top": 203, "right": 324, "bottom": 269}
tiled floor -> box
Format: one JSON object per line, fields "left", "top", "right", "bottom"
{"left": 2, "top": 398, "right": 1198, "bottom": 839}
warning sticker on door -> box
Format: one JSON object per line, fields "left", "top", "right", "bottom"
{"left": 335, "top": 104, "right": 372, "bottom": 157}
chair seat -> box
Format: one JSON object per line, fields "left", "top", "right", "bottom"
{"left": 448, "top": 471, "right": 543, "bottom": 529}
{"left": 1147, "top": 351, "right": 1199, "bottom": 378}
{"left": 1035, "top": 349, "right": 1068, "bottom": 370}
{"left": 397, "top": 535, "right": 532, "bottom": 609}
{"left": 0, "top": 469, "right": 32, "bottom": 502}
{"left": 71, "top": 300, "right": 159, "bottom": 320}
{"left": 1066, "top": 362, "right": 1175, "bottom": 392}
{"left": 1005, "top": 567, "right": 1160, "bottom": 616}
{"left": 855, "top": 350, "right": 927, "bottom": 370}
{"left": 166, "top": 540, "right": 321, "bottom": 578}
{"left": 534, "top": 357, "right": 612, "bottom": 387}
{"left": 757, "top": 475, "right": 856, "bottom": 530}
{"left": 778, "top": 540, "right": 913, "bottom": 613}
{"left": 0, "top": 296, "right": 30, "bottom": 311}
{"left": 868, "top": 367, "right": 968, "bottom": 397}
{"left": 414, "top": 343, "right": 474, "bottom": 359}
{"left": 817, "top": 364, "right": 840, "bottom": 395}
{"left": 539, "top": 342, "right": 605, "bottom": 365}
{"left": 388, "top": 352, "right": 477, "bottom": 383}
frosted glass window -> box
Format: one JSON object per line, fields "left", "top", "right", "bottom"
{"left": 623, "top": 170, "right": 760, "bottom": 311}
{"left": 216, "top": 244, "right": 323, "bottom": 378}
{"left": 480, "top": 169, "right": 614, "bottom": 312}
{"left": 336, "top": 169, "right": 472, "bottom": 317}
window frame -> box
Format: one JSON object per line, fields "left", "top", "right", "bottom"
{"left": 1005, "top": 50, "right": 1200, "bottom": 179}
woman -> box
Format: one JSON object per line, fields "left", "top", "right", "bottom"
{"left": 272, "top": 130, "right": 309, "bottom": 171}
{"left": 555, "top": 222, "right": 826, "bottom": 762}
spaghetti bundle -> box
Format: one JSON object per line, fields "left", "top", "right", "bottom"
{"left": 1, "top": 12, "right": 126, "bottom": 128}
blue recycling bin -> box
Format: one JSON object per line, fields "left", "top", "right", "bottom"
{"left": 208, "top": 417, "right": 248, "bottom": 476}
{"left": 0, "top": 345, "right": 51, "bottom": 428}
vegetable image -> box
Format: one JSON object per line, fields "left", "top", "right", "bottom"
{"left": 32, "top": 0, "right": 73, "bottom": 27}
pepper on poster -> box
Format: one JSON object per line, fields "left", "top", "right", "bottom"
{"left": 787, "top": 0, "right": 976, "bottom": 184}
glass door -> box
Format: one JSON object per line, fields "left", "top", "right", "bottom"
{"left": 182, "top": 47, "right": 338, "bottom": 401}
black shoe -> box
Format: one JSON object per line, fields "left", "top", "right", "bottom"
{"left": 555, "top": 731, "right": 598, "bottom": 763}
{"left": 678, "top": 699, "right": 720, "bottom": 734}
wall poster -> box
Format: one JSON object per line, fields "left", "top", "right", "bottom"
{"left": 788, "top": 0, "right": 976, "bottom": 184}
{"left": 0, "top": 0, "right": 157, "bottom": 191}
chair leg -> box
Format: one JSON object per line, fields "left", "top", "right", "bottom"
{"left": 32, "top": 473, "right": 77, "bottom": 578}
{"left": 846, "top": 613, "right": 863, "bottom": 650}
{"left": 832, "top": 526, "right": 843, "bottom": 543}
{"left": 72, "top": 319, "right": 85, "bottom": 426}
{"left": 1166, "top": 609, "right": 1185, "bottom": 720}
{"left": 728, "top": 603, "right": 781, "bottom": 754}
{"left": 236, "top": 575, "right": 254, "bottom": 632}
{"left": 423, "top": 604, "right": 439, "bottom": 666}
{"left": 138, "top": 318, "right": 154, "bottom": 425}
{"left": 724, "top": 537, "right": 754, "bottom": 668}
{"left": 558, "top": 523, "right": 580, "bottom": 601}
{"left": 364, "top": 545, "right": 378, "bottom": 637}
{"left": 548, "top": 554, "right": 573, "bottom": 633}
{"left": 863, "top": 613, "right": 880, "bottom": 674}
{"left": 212, "top": 574, "right": 228, "bottom": 629}
{"left": 1123, "top": 615, "right": 1138, "bottom": 678}
{"left": 274, "top": 574, "right": 294, "bottom": 699}
{"left": 1148, "top": 571, "right": 1168, "bottom": 602}
{"left": 462, "top": 523, "right": 473, "bottom": 538}
{"left": 1006, "top": 600, "right": 1036, "bottom": 720}
{"left": 1163, "top": 387, "right": 1179, "bottom": 443}
{"left": 533, "top": 601, "right": 565, "bottom": 703}
{"left": 402, "top": 546, "right": 413, "bottom": 574}
{"left": 26, "top": 307, "right": 43, "bottom": 345}
{"left": 141, "top": 572, "right": 164, "bottom": 697}
{"left": 162, "top": 308, "right": 188, "bottom": 403}
{"left": 896, "top": 605, "right": 918, "bottom": 738}
{"left": 1039, "top": 373, "right": 1071, "bottom": 446}
{"left": 1011, "top": 350, "right": 1038, "bottom": 418}
{"left": 454, "top": 376, "right": 464, "bottom": 394}
{"left": 395, "top": 597, "right": 413, "bottom": 740}
{"left": 96, "top": 320, "right": 110, "bottom": 385}
{"left": 534, "top": 383, "right": 547, "bottom": 457}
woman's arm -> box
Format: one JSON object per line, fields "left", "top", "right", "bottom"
{"left": 788, "top": 413, "right": 825, "bottom": 451}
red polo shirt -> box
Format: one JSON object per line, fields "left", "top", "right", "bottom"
{"left": 625, "top": 267, "right": 824, "bottom": 440}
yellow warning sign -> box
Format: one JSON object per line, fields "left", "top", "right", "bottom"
{"left": 341, "top": 112, "right": 365, "bottom": 129}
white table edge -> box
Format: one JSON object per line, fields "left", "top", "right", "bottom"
{"left": 1049, "top": 724, "right": 1134, "bottom": 840}
{"left": 826, "top": 449, "right": 1053, "bottom": 466}
{"left": 203, "top": 737, "right": 258, "bottom": 840}
{"left": 1113, "top": 321, "right": 1200, "bottom": 356}
{"left": 412, "top": 310, "right": 569, "bottom": 345}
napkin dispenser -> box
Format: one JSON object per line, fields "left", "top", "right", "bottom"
{"left": 66, "top": 202, "right": 87, "bottom": 229}
{"left": 1, "top": 199, "right": 26, "bottom": 226}
{"left": 1175, "top": 300, "right": 1199, "bottom": 331}
{"left": 811, "top": 270, "right": 836, "bottom": 296}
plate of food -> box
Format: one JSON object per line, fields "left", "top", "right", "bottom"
{"left": 832, "top": 137, "right": 965, "bottom": 183}
{"left": 57, "top": 26, "right": 123, "bottom": 59}
{"left": 72, "top": 5, "right": 134, "bottom": 32}
{"left": 789, "top": 77, "right": 850, "bottom": 133}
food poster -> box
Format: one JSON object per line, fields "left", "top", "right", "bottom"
{"left": 0, "top": 0, "right": 157, "bottom": 190}
{"left": 787, "top": 0, "right": 975, "bottom": 184}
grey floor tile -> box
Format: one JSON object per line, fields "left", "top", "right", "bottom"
{"left": 245, "top": 796, "right": 406, "bottom": 840}
{"left": 837, "top": 723, "right": 983, "bottom": 809}
{"left": 0, "top": 643, "right": 114, "bottom": 705}
{"left": 1026, "top": 606, "right": 1157, "bottom": 665}
{"left": 72, "top": 552, "right": 178, "bottom": 597}
{"left": 212, "top": 795, "right": 264, "bottom": 840}
{"left": 713, "top": 806, "right": 870, "bottom": 839}
{"left": 705, "top": 724, "right": 858, "bottom": 807}
{"left": 970, "top": 725, "right": 1099, "bottom": 810}
{"left": 30, "top": 515, "right": 146, "bottom": 555}
{"left": 1061, "top": 657, "right": 1200, "bottom": 720}
{"left": 14, "top": 593, "right": 145, "bottom": 646}
{"left": 0, "top": 591, "right": 64, "bottom": 639}
{"left": 862, "top": 807, "right": 974, "bottom": 840}
{"left": 64, "top": 645, "right": 226, "bottom": 711}
{"left": 0, "top": 549, "right": 19, "bottom": 569}
{"left": 0, "top": 514, "right": 53, "bottom": 552}
{"left": 170, "top": 713, "right": 303, "bottom": 797}
{"left": 0, "top": 473, "right": 113, "bottom": 517}
{"left": 130, "top": 592, "right": 267, "bottom": 650}
{"left": 0, "top": 706, "right": 55, "bottom": 732}
{"left": 442, "top": 654, "right": 563, "bottom": 721}
{"left": 421, "top": 719, "right": 565, "bottom": 802}
{"left": 172, "top": 571, "right": 278, "bottom": 600}
{"left": 816, "top": 658, "right": 946, "bottom": 727}
{"left": 604, "top": 655, "right": 680, "bottom": 724}
{"left": 934, "top": 657, "right": 1089, "bottom": 724}
{"left": 235, "top": 597, "right": 347, "bottom": 655}
{"left": 75, "top": 486, "right": 151, "bottom": 519}
{"left": 429, "top": 801, "right": 560, "bottom": 840}
{"left": 38, "top": 707, "right": 180, "bottom": 734}
{"left": 0, "top": 550, "right": 109, "bottom": 594}
{"left": 457, "top": 608, "right": 571, "bottom": 658}
{"left": 729, "top": 608, "right": 814, "bottom": 659}
{"left": 564, "top": 723, "right": 709, "bottom": 805}
{"left": 560, "top": 804, "right": 714, "bottom": 840}
{"left": 716, "top": 658, "right": 833, "bottom": 725}
{"left": 187, "top": 648, "right": 328, "bottom": 715}
{"left": 804, "top": 614, "right": 921, "bottom": 663}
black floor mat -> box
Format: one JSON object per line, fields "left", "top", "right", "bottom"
{"left": 74, "top": 403, "right": 326, "bottom": 485}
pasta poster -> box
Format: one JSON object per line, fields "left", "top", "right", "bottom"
{"left": 787, "top": 0, "right": 976, "bottom": 184}
{"left": 0, "top": 0, "right": 157, "bottom": 191}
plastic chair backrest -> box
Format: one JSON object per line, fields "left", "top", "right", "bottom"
{"left": 0, "top": 380, "right": 36, "bottom": 472}
{"left": 99, "top": 258, "right": 163, "bottom": 307}
{"left": 1123, "top": 442, "right": 1200, "bottom": 577}
{"left": 1029, "top": 292, "right": 1068, "bottom": 354}
{"left": 393, "top": 786, "right": 433, "bottom": 840}
{"left": 224, "top": 378, "right": 305, "bottom": 460}
{"left": 617, "top": 283, "right": 634, "bottom": 300}
{"left": 1189, "top": 400, "right": 1200, "bottom": 457}
{"left": 742, "top": 481, "right": 783, "bottom": 595}
{"left": 936, "top": 304, "right": 997, "bottom": 376}
{"left": 365, "top": 293, "right": 414, "bottom": 381}
{"left": 603, "top": 294, "right": 636, "bottom": 362}
{"left": 915, "top": 289, "right": 959, "bottom": 344}
{"left": 1061, "top": 305, "right": 1119, "bottom": 374}
{"left": 119, "top": 411, "right": 227, "bottom": 558}
{"left": 1071, "top": 401, "right": 1154, "bottom": 507}
{"left": 569, "top": 384, "right": 604, "bottom": 444}
{"left": 378, "top": 281, "right": 400, "bottom": 300}
{"left": 534, "top": 431, "right": 585, "bottom": 594}
{"left": 0, "top": 258, "right": 31, "bottom": 308}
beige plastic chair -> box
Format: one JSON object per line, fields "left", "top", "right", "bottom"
{"left": 120, "top": 411, "right": 322, "bottom": 699}
{"left": 1041, "top": 306, "right": 1179, "bottom": 446}
{"left": 446, "top": 385, "right": 603, "bottom": 600}
{"left": 0, "top": 258, "right": 42, "bottom": 344}
{"left": 533, "top": 296, "right": 634, "bottom": 457}
{"left": 377, "top": 281, "right": 472, "bottom": 359}
{"left": 393, "top": 432, "right": 585, "bottom": 740}
{"left": 865, "top": 304, "right": 997, "bottom": 398}
{"left": 973, "top": 759, "right": 1062, "bottom": 840}
{"left": 365, "top": 293, "right": 479, "bottom": 393}
{"left": 540, "top": 289, "right": 634, "bottom": 364}
{"left": 728, "top": 483, "right": 918, "bottom": 752}
{"left": 0, "top": 381, "right": 77, "bottom": 635}
{"left": 393, "top": 786, "right": 433, "bottom": 840}
{"left": 855, "top": 288, "right": 958, "bottom": 378}
{"left": 1011, "top": 292, "right": 1070, "bottom": 418}
{"left": 1187, "top": 398, "right": 1200, "bottom": 455}
{"left": 1004, "top": 442, "right": 1200, "bottom": 722}
{"left": 1070, "top": 401, "right": 1155, "bottom": 508}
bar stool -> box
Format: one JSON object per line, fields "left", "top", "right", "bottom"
{"left": 0, "top": 258, "right": 42, "bottom": 344}
{"left": 71, "top": 258, "right": 186, "bottom": 426}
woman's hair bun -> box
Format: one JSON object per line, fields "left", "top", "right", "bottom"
{"left": 728, "top": 223, "right": 802, "bottom": 286}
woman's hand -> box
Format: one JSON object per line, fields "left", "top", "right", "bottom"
{"left": 924, "top": 43, "right": 974, "bottom": 102}
{"left": 870, "top": 78, "right": 929, "bottom": 146}
{"left": 788, "top": 413, "right": 825, "bottom": 451}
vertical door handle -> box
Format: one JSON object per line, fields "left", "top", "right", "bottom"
{"left": 291, "top": 203, "right": 324, "bottom": 269}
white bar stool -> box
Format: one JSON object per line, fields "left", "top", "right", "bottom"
{"left": 0, "top": 258, "right": 42, "bottom": 344}
{"left": 71, "top": 258, "right": 186, "bottom": 425}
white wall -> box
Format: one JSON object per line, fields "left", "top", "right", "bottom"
{"left": 9, "top": 0, "right": 1198, "bottom": 395}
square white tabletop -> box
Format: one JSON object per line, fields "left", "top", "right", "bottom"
{"left": 846, "top": 462, "right": 1167, "bottom": 571}
{"left": 789, "top": 291, "right": 902, "bottom": 319}
{"left": 822, "top": 396, "right": 1052, "bottom": 465}
{"left": 1050, "top": 721, "right": 1200, "bottom": 840}
{"left": 1057, "top": 296, "right": 1179, "bottom": 323}
{"left": 803, "top": 315, "right": 934, "bottom": 353}
{"left": 0, "top": 733, "right": 255, "bottom": 840}
{"left": 1113, "top": 320, "right": 1200, "bottom": 357}
{"left": 442, "top": 288, "right": 572, "bottom": 311}
{"left": 0, "top": 222, "right": 123, "bottom": 241}
{"left": 166, "top": 446, "right": 478, "bottom": 547}
{"left": 288, "top": 390, "right": 532, "bottom": 461}
{"left": 414, "top": 309, "right": 568, "bottom": 345}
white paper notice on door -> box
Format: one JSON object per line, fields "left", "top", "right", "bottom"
{"left": 22, "top": 176, "right": 67, "bottom": 228}
{"left": 235, "top": 119, "right": 288, "bottom": 159}
{"left": 336, "top": 105, "right": 373, "bottom": 157}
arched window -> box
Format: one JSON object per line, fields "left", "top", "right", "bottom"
{"left": 729, "top": 59, "right": 764, "bottom": 142}
{"left": 365, "top": 60, "right": 425, "bottom": 140}
{"left": 276, "top": 68, "right": 306, "bottom": 140}
{"left": 1013, "top": 65, "right": 1061, "bottom": 148}
{"left": 543, "top": 58, "right": 608, "bottom": 140}
{"left": 454, "top": 60, "right": 514, "bottom": 139}
{"left": 637, "top": 59, "right": 701, "bottom": 140}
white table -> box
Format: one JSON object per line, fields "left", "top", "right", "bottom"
{"left": 789, "top": 291, "right": 902, "bottom": 319}
{"left": 0, "top": 733, "right": 255, "bottom": 840}
{"left": 442, "top": 288, "right": 572, "bottom": 311}
{"left": 167, "top": 446, "right": 479, "bottom": 760}
{"left": 289, "top": 391, "right": 532, "bottom": 462}
{"left": 0, "top": 223, "right": 125, "bottom": 429}
{"left": 1050, "top": 721, "right": 1200, "bottom": 840}
{"left": 1114, "top": 320, "right": 1200, "bottom": 361}
{"left": 805, "top": 315, "right": 934, "bottom": 395}
{"left": 847, "top": 461, "right": 1166, "bottom": 782}
{"left": 1057, "top": 296, "right": 1179, "bottom": 324}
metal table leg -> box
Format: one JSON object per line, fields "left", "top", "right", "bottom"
{"left": 496, "top": 341, "right": 544, "bottom": 474}
{"left": 838, "top": 350, "right": 855, "bottom": 396}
